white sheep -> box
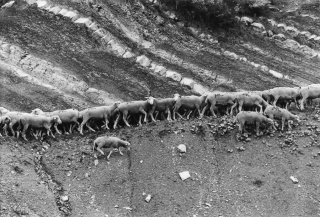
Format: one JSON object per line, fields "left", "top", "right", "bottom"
{"left": 231, "top": 92, "right": 269, "bottom": 115}
{"left": 201, "top": 92, "right": 236, "bottom": 117}
{"left": 20, "top": 114, "right": 62, "bottom": 141}
{"left": 173, "top": 93, "right": 207, "bottom": 120}
{"left": 298, "top": 84, "right": 320, "bottom": 110}
{"left": 31, "top": 108, "right": 80, "bottom": 134}
{"left": 146, "top": 96, "right": 176, "bottom": 122}
{"left": 78, "top": 102, "right": 120, "bottom": 135}
{"left": 93, "top": 136, "right": 130, "bottom": 160}
{"left": 263, "top": 87, "right": 300, "bottom": 109}
{"left": 264, "top": 105, "right": 300, "bottom": 131}
{"left": 236, "top": 111, "right": 274, "bottom": 135}
{"left": 113, "top": 98, "right": 155, "bottom": 129}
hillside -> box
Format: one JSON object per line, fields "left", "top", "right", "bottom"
{"left": 2, "top": 0, "right": 320, "bottom": 216}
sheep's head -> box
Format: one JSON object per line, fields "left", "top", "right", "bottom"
{"left": 146, "top": 96, "right": 155, "bottom": 105}
{"left": 52, "top": 115, "right": 62, "bottom": 124}
{"left": 114, "top": 101, "right": 121, "bottom": 108}
{"left": 31, "top": 108, "right": 43, "bottom": 115}
{"left": 1, "top": 115, "right": 11, "bottom": 124}
{"left": 173, "top": 93, "right": 180, "bottom": 101}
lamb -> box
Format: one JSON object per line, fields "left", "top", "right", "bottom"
{"left": 146, "top": 96, "right": 176, "bottom": 122}
{"left": 298, "top": 84, "right": 320, "bottom": 110}
{"left": 173, "top": 93, "right": 207, "bottom": 120}
{"left": 31, "top": 108, "right": 80, "bottom": 134}
{"left": 235, "top": 111, "right": 274, "bottom": 135}
{"left": 201, "top": 92, "right": 236, "bottom": 117}
{"left": 113, "top": 98, "right": 155, "bottom": 129}
{"left": 264, "top": 105, "right": 300, "bottom": 131}
{"left": 263, "top": 87, "right": 300, "bottom": 109}
{"left": 92, "top": 136, "right": 130, "bottom": 160}
{"left": 0, "top": 115, "right": 11, "bottom": 137}
{"left": 78, "top": 102, "right": 120, "bottom": 135}
{"left": 19, "top": 114, "right": 62, "bottom": 141}
{"left": 231, "top": 92, "right": 269, "bottom": 115}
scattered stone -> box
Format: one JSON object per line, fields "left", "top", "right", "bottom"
{"left": 94, "top": 159, "right": 99, "bottom": 166}
{"left": 145, "top": 194, "right": 152, "bottom": 203}
{"left": 237, "top": 146, "right": 245, "bottom": 151}
{"left": 85, "top": 172, "right": 90, "bottom": 178}
{"left": 245, "top": 138, "right": 251, "bottom": 142}
{"left": 66, "top": 171, "right": 72, "bottom": 177}
{"left": 140, "top": 160, "right": 143, "bottom": 163}
{"left": 114, "top": 205, "right": 119, "bottom": 208}
{"left": 227, "top": 149, "right": 233, "bottom": 153}
{"left": 290, "top": 176, "right": 299, "bottom": 184}
{"left": 61, "top": 195, "right": 69, "bottom": 202}
{"left": 177, "top": 144, "right": 187, "bottom": 153}
{"left": 179, "top": 171, "right": 191, "bottom": 181}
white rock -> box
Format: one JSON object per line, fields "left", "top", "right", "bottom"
{"left": 290, "top": 176, "right": 299, "bottom": 183}
{"left": 89, "top": 22, "right": 99, "bottom": 32}
{"left": 1, "top": 0, "right": 15, "bottom": 8}
{"left": 177, "top": 144, "right": 186, "bottom": 153}
{"left": 251, "top": 22, "right": 265, "bottom": 31}
{"left": 267, "top": 19, "right": 277, "bottom": 26}
{"left": 180, "top": 78, "right": 195, "bottom": 89}
{"left": 240, "top": 16, "right": 253, "bottom": 25}
{"left": 272, "top": 33, "right": 286, "bottom": 41}
{"left": 165, "top": 70, "right": 182, "bottom": 82}
{"left": 314, "top": 36, "right": 320, "bottom": 41}
{"left": 111, "top": 43, "right": 126, "bottom": 56}
{"left": 142, "top": 41, "right": 153, "bottom": 49}
{"left": 136, "top": 55, "right": 151, "bottom": 68}
{"left": 93, "top": 29, "right": 106, "bottom": 38}
{"left": 36, "top": 0, "right": 47, "bottom": 8}
{"left": 123, "top": 51, "right": 135, "bottom": 58}
{"left": 145, "top": 194, "right": 152, "bottom": 203}
{"left": 58, "top": 8, "right": 70, "bottom": 16}
{"left": 309, "top": 34, "right": 317, "bottom": 40}
{"left": 192, "top": 83, "right": 208, "bottom": 95}
{"left": 300, "top": 31, "right": 312, "bottom": 38}
{"left": 285, "top": 26, "right": 298, "bottom": 35}
{"left": 64, "top": 11, "right": 78, "bottom": 19}
{"left": 283, "top": 39, "right": 301, "bottom": 50}
{"left": 269, "top": 69, "right": 283, "bottom": 79}
{"left": 49, "top": 6, "right": 62, "bottom": 15}
{"left": 61, "top": 195, "right": 69, "bottom": 202}
{"left": 179, "top": 171, "right": 190, "bottom": 181}
{"left": 261, "top": 65, "right": 269, "bottom": 72}
{"left": 86, "top": 88, "right": 99, "bottom": 94}
{"left": 25, "top": 0, "right": 37, "bottom": 5}
{"left": 277, "top": 23, "right": 286, "bottom": 29}
{"left": 74, "top": 17, "right": 92, "bottom": 27}
{"left": 154, "top": 65, "right": 166, "bottom": 76}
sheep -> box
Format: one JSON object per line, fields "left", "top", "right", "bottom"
{"left": 0, "top": 107, "right": 9, "bottom": 115}
{"left": 201, "top": 92, "right": 236, "bottom": 117}
{"left": 0, "top": 115, "right": 11, "bottom": 137}
{"left": 31, "top": 108, "right": 80, "bottom": 134}
{"left": 92, "top": 136, "right": 130, "bottom": 160}
{"left": 78, "top": 102, "right": 120, "bottom": 135}
{"left": 3, "top": 111, "right": 28, "bottom": 137}
{"left": 230, "top": 92, "right": 269, "bottom": 115}
{"left": 173, "top": 93, "right": 207, "bottom": 120}
{"left": 263, "top": 87, "right": 300, "bottom": 109}
{"left": 298, "top": 84, "right": 320, "bottom": 110}
{"left": 235, "top": 111, "right": 274, "bottom": 135}
{"left": 19, "top": 114, "right": 62, "bottom": 141}
{"left": 146, "top": 96, "right": 176, "bottom": 122}
{"left": 113, "top": 98, "right": 155, "bottom": 129}
{"left": 264, "top": 105, "right": 300, "bottom": 131}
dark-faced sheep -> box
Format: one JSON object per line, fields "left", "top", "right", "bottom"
{"left": 236, "top": 111, "right": 274, "bottom": 135}
{"left": 93, "top": 136, "right": 130, "bottom": 160}
{"left": 0, "top": 115, "right": 11, "bottom": 137}
{"left": 78, "top": 102, "right": 120, "bottom": 135}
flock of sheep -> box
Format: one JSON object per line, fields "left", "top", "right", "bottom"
{"left": 0, "top": 83, "right": 320, "bottom": 157}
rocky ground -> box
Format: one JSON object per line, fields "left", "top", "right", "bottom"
{"left": 2, "top": 0, "right": 320, "bottom": 216}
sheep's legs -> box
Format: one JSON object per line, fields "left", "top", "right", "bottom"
{"left": 230, "top": 103, "right": 237, "bottom": 116}
{"left": 281, "top": 118, "right": 285, "bottom": 131}
{"left": 186, "top": 110, "right": 193, "bottom": 119}
{"left": 256, "top": 122, "right": 260, "bottom": 136}
{"left": 107, "top": 150, "right": 113, "bottom": 160}
{"left": 54, "top": 124, "right": 62, "bottom": 135}
{"left": 119, "top": 147, "right": 123, "bottom": 156}
{"left": 122, "top": 112, "right": 131, "bottom": 127}
{"left": 97, "top": 147, "right": 105, "bottom": 155}
{"left": 102, "top": 118, "right": 110, "bottom": 130}
{"left": 300, "top": 97, "right": 306, "bottom": 110}
{"left": 166, "top": 109, "right": 172, "bottom": 121}
{"left": 113, "top": 114, "right": 121, "bottom": 129}
{"left": 200, "top": 105, "right": 208, "bottom": 118}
